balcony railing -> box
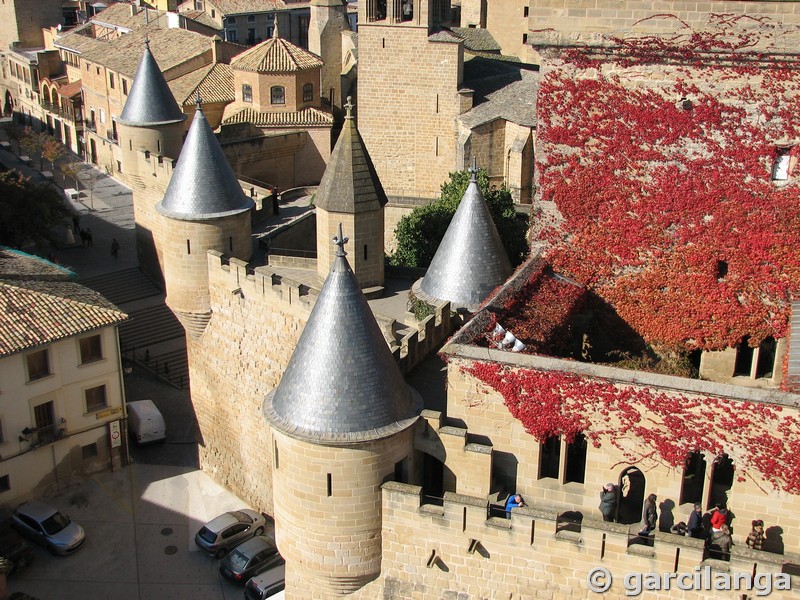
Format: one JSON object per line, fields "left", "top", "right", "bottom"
{"left": 84, "top": 120, "right": 96, "bottom": 132}
{"left": 20, "top": 424, "right": 66, "bottom": 448}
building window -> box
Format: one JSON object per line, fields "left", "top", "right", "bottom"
{"left": 564, "top": 433, "right": 587, "bottom": 484}
{"left": 82, "top": 443, "right": 98, "bottom": 459}
{"left": 773, "top": 147, "right": 792, "bottom": 181}
{"left": 680, "top": 451, "right": 706, "bottom": 505}
{"left": 0, "top": 475, "right": 9, "bottom": 493}
{"left": 226, "top": 29, "right": 237, "bottom": 42}
{"left": 523, "top": 6, "right": 529, "bottom": 17}
{"left": 109, "top": 73, "right": 114, "bottom": 89}
{"left": 26, "top": 349, "right": 50, "bottom": 381}
{"left": 85, "top": 385, "right": 107, "bottom": 413}
{"left": 0, "top": 418, "right": 5, "bottom": 445}
{"left": 522, "top": 33, "right": 528, "bottom": 44}
{"left": 227, "top": 16, "right": 236, "bottom": 24}
{"left": 270, "top": 86, "right": 285, "bottom": 105}
{"left": 211, "top": 9, "right": 215, "bottom": 18}
{"left": 303, "top": 83, "right": 313, "bottom": 102}
{"left": 122, "top": 79, "right": 128, "bottom": 95}
{"left": 99, "top": 109, "right": 106, "bottom": 124}
{"left": 242, "top": 84, "right": 252, "bottom": 103}
{"left": 538, "top": 435, "right": 560, "bottom": 480}
{"left": 247, "top": 15, "right": 255, "bottom": 22}
{"left": 79, "top": 334, "right": 103, "bottom": 364}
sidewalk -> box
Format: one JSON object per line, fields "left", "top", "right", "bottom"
{"left": 0, "top": 123, "right": 137, "bottom": 280}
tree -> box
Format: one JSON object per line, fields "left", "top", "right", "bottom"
{"left": 59, "top": 160, "right": 82, "bottom": 189}
{"left": 389, "top": 168, "right": 529, "bottom": 268}
{"left": 77, "top": 165, "right": 102, "bottom": 209}
{"left": 41, "top": 138, "right": 66, "bottom": 172}
{"left": 0, "top": 170, "right": 72, "bottom": 249}
{"left": 19, "top": 129, "right": 48, "bottom": 170}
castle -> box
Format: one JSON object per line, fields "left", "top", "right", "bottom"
{"left": 5, "top": 0, "right": 800, "bottom": 598}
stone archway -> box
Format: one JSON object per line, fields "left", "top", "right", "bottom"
{"left": 4, "top": 90, "right": 12, "bottom": 116}
{"left": 617, "top": 466, "right": 646, "bottom": 525}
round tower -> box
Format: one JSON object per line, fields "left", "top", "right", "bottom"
{"left": 116, "top": 38, "right": 187, "bottom": 281}
{"left": 315, "top": 98, "right": 386, "bottom": 292}
{"left": 155, "top": 100, "right": 254, "bottom": 337}
{"left": 263, "top": 227, "right": 420, "bottom": 597}
{"left": 116, "top": 38, "right": 186, "bottom": 183}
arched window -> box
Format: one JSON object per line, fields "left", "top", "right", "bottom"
{"left": 270, "top": 86, "right": 285, "bottom": 105}
{"left": 242, "top": 84, "right": 252, "bottom": 103}
{"left": 303, "top": 83, "right": 313, "bottom": 102}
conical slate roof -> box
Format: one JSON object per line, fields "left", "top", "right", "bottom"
{"left": 419, "top": 170, "right": 512, "bottom": 310}
{"left": 156, "top": 104, "right": 254, "bottom": 220}
{"left": 314, "top": 99, "right": 387, "bottom": 214}
{"left": 264, "top": 227, "right": 419, "bottom": 444}
{"left": 117, "top": 40, "right": 186, "bottom": 127}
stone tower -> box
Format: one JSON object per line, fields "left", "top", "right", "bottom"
{"left": 116, "top": 39, "right": 187, "bottom": 279}
{"left": 263, "top": 227, "right": 420, "bottom": 598}
{"left": 155, "top": 100, "right": 255, "bottom": 337}
{"left": 314, "top": 98, "right": 387, "bottom": 292}
{"left": 308, "top": 0, "right": 349, "bottom": 116}
{"left": 414, "top": 162, "right": 511, "bottom": 311}
{"left": 357, "top": 0, "right": 464, "bottom": 203}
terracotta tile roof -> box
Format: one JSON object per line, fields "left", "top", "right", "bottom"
{"left": 0, "top": 249, "right": 75, "bottom": 281}
{"left": 171, "top": 63, "right": 234, "bottom": 107}
{"left": 0, "top": 280, "right": 128, "bottom": 357}
{"left": 182, "top": 10, "right": 222, "bottom": 30}
{"left": 208, "top": 0, "right": 310, "bottom": 16}
{"left": 90, "top": 4, "right": 166, "bottom": 30}
{"left": 222, "top": 106, "right": 333, "bottom": 127}
{"left": 231, "top": 37, "right": 322, "bottom": 73}
{"left": 82, "top": 27, "right": 214, "bottom": 78}
{"left": 56, "top": 79, "right": 83, "bottom": 98}
{"left": 54, "top": 28, "right": 104, "bottom": 54}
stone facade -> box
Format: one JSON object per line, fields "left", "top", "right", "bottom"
{"left": 316, "top": 209, "right": 385, "bottom": 289}
{"left": 0, "top": 0, "right": 62, "bottom": 50}
{"left": 357, "top": 19, "right": 466, "bottom": 202}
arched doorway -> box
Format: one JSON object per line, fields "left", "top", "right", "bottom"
{"left": 421, "top": 453, "right": 455, "bottom": 506}
{"left": 3, "top": 90, "right": 12, "bottom": 116}
{"left": 617, "top": 466, "right": 646, "bottom": 524}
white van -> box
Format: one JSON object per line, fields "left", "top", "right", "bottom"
{"left": 126, "top": 400, "right": 166, "bottom": 444}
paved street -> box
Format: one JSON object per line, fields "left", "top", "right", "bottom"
{"left": 6, "top": 461, "right": 266, "bottom": 600}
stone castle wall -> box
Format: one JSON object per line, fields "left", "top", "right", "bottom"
{"left": 379, "top": 480, "right": 799, "bottom": 599}
{"left": 316, "top": 209, "right": 385, "bottom": 288}
{"left": 187, "top": 253, "right": 316, "bottom": 513}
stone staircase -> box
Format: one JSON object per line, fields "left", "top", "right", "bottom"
{"left": 80, "top": 268, "right": 190, "bottom": 389}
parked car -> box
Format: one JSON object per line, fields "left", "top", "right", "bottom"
{"left": 244, "top": 559, "right": 286, "bottom": 599}
{"left": 126, "top": 399, "right": 166, "bottom": 444}
{"left": 220, "top": 535, "right": 282, "bottom": 584}
{"left": 0, "top": 521, "right": 34, "bottom": 575}
{"left": 195, "top": 509, "right": 268, "bottom": 558}
{"left": 10, "top": 500, "right": 85, "bottom": 555}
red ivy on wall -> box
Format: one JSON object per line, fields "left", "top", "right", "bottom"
{"left": 464, "top": 360, "right": 800, "bottom": 494}
{"left": 535, "top": 15, "right": 800, "bottom": 351}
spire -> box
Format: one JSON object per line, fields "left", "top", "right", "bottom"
{"left": 118, "top": 38, "right": 186, "bottom": 127}
{"left": 314, "top": 97, "right": 386, "bottom": 214}
{"left": 264, "top": 225, "right": 418, "bottom": 444}
{"left": 273, "top": 17, "right": 279, "bottom": 39}
{"left": 418, "top": 164, "right": 512, "bottom": 310}
{"left": 156, "top": 105, "right": 254, "bottom": 221}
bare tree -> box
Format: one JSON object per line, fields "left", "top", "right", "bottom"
{"left": 59, "top": 160, "right": 82, "bottom": 189}
{"left": 77, "top": 165, "right": 101, "bottom": 209}
{"left": 41, "top": 138, "right": 66, "bottom": 173}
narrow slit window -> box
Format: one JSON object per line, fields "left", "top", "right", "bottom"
{"left": 327, "top": 473, "right": 332, "bottom": 496}
{"left": 186, "top": 239, "right": 191, "bottom": 255}
{"left": 363, "top": 245, "right": 368, "bottom": 260}
{"left": 229, "top": 236, "right": 233, "bottom": 252}
{"left": 273, "top": 439, "right": 279, "bottom": 469}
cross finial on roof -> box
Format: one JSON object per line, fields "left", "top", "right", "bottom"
{"left": 195, "top": 90, "right": 203, "bottom": 110}
{"left": 469, "top": 156, "right": 478, "bottom": 182}
{"left": 344, "top": 96, "right": 354, "bottom": 120}
{"left": 144, "top": 35, "right": 150, "bottom": 49}
{"left": 333, "top": 223, "right": 349, "bottom": 257}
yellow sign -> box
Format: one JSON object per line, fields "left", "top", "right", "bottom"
{"left": 95, "top": 406, "right": 122, "bottom": 420}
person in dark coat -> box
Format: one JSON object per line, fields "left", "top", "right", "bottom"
{"left": 746, "top": 519, "right": 765, "bottom": 550}
{"left": 687, "top": 502, "right": 704, "bottom": 538}
{"left": 639, "top": 493, "right": 658, "bottom": 536}
{"left": 599, "top": 483, "right": 617, "bottom": 522}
